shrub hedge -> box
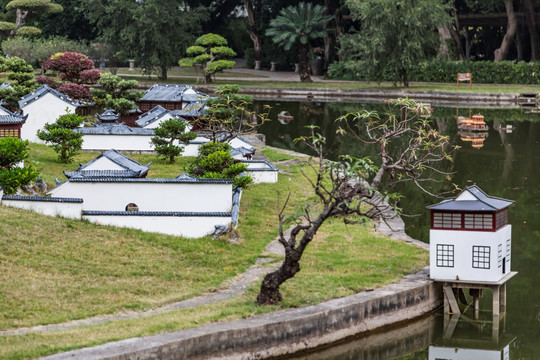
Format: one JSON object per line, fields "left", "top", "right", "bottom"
{"left": 328, "top": 60, "right": 540, "bottom": 84}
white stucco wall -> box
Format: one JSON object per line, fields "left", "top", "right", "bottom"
{"left": 229, "top": 137, "right": 254, "bottom": 150}
{"left": 21, "top": 93, "right": 77, "bottom": 143}
{"left": 143, "top": 113, "right": 175, "bottom": 129}
{"left": 242, "top": 161, "right": 278, "bottom": 183}
{"left": 1, "top": 198, "right": 82, "bottom": 219}
{"left": 81, "top": 134, "right": 205, "bottom": 156}
{"left": 82, "top": 214, "right": 231, "bottom": 238}
{"left": 429, "top": 225, "right": 512, "bottom": 282}
{"left": 429, "top": 346, "right": 509, "bottom": 360}
{"left": 48, "top": 181, "right": 232, "bottom": 213}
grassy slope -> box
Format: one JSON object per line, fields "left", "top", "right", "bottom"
{"left": 0, "top": 145, "right": 428, "bottom": 359}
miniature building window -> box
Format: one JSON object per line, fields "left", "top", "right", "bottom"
{"left": 472, "top": 246, "right": 490, "bottom": 269}
{"left": 495, "top": 209, "right": 508, "bottom": 229}
{"left": 0, "top": 129, "right": 18, "bottom": 138}
{"left": 498, "top": 244, "right": 503, "bottom": 268}
{"left": 125, "top": 203, "right": 139, "bottom": 211}
{"left": 506, "top": 238, "right": 511, "bottom": 261}
{"left": 432, "top": 212, "right": 461, "bottom": 229}
{"left": 436, "top": 244, "right": 454, "bottom": 267}
{"left": 464, "top": 213, "right": 493, "bottom": 230}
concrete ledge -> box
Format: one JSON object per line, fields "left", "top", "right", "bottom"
{"left": 42, "top": 268, "right": 442, "bottom": 360}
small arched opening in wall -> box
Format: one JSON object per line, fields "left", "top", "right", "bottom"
{"left": 125, "top": 203, "right": 139, "bottom": 211}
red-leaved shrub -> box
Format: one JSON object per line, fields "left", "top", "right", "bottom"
{"left": 35, "top": 76, "right": 60, "bottom": 89}
{"left": 43, "top": 52, "right": 95, "bottom": 84}
{"left": 57, "top": 83, "right": 91, "bottom": 100}
{"left": 79, "top": 70, "right": 101, "bottom": 84}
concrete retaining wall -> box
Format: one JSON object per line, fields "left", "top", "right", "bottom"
{"left": 42, "top": 268, "right": 442, "bottom": 360}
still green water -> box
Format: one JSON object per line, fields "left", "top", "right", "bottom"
{"left": 258, "top": 100, "right": 540, "bottom": 359}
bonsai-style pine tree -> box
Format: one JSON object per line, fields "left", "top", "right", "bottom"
{"left": 1, "top": 0, "right": 63, "bottom": 37}
{"left": 90, "top": 73, "right": 143, "bottom": 115}
{"left": 0, "top": 136, "right": 39, "bottom": 195}
{"left": 151, "top": 118, "right": 197, "bottom": 164}
{"left": 178, "top": 33, "right": 236, "bottom": 83}
{"left": 266, "top": 2, "right": 332, "bottom": 83}
{"left": 37, "top": 112, "right": 84, "bottom": 163}
{"left": 0, "top": 56, "right": 38, "bottom": 110}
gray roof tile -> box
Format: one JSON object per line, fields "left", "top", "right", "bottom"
{"left": 2, "top": 195, "right": 83, "bottom": 203}
{"left": 76, "top": 123, "right": 155, "bottom": 135}
{"left": 19, "top": 85, "right": 84, "bottom": 108}
{"left": 82, "top": 210, "right": 231, "bottom": 217}
{"left": 427, "top": 185, "right": 513, "bottom": 212}
{"left": 64, "top": 149, "right": 150, "bottom": 179}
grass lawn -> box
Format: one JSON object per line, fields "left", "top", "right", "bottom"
{"left": 0, "top": 144, "right": 428, "bottom": 359}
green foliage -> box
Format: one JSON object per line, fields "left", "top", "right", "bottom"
{"left": 178, "top": 33, "right": 236, "bottom": 83}
{"left": 266, "top": 2, "right": 332, "bottom": 52}
{"left": 0, "top": 56, "right": 37, "bottom": 109}
{"left": 328, "top": 59, "right": 540, "bottom": 85}
{"left": 6, "top": 0, "right": 62, "bottom": 12}
{"left": 83, "top": 0, "right": 207, "bottom": 80}
{"left": 187, "top": 142, "right": 252, "bottom": 188}
{"left": 341, "top": 0, "right": 451, "bottom": 87}
{"left": 90, "top": 73, "right": 142, "bottom": 114}
{"left": 0, "top": 21, "right": 16, "bottom": 32}
{"left": 151, "top": 118, "right": 197, "bottom": 163}
{"left": 265, "top": 2, "right": 332, "bottom": 82}
{"left": 0, "top": 137, "right": 39, "bottom": 195}
{"left": 16, "top": 26, "right": 41, "bottom": 36}
{"left": 37, "top": 112, "right": 84, "bottom": 163}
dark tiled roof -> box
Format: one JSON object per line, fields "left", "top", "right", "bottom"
{"left": 230, "top": 146, "right": 255, "bottom": 157}
{"left": 97, "top": 109, "right": 120, "bottom": 122}
{"left": 64, "top": 170, "right": 144, "bottom": 179}
{"left": 76, "top": 123, "right": 155, "bottom": 135}
{"left": 0, "top": 114, "right": 27, "bottom": 124}
{"left": 241, "top": 159, "right": 278, "bottom": 171}
{"left": 2, "top": 195, "right": 83, "bottom": 203}
{"left": 82, "top": 210, "right": 231, "bottom": 217}
{"left": 66, "top": 176, "right": 233, "bottom": 184}
{"left": 427, "top": 185, "right": 513, "bottom": 211}
{"left": 171, "top": 102, "right": 206, "bottom": 117}
{"left": 140, "top": 84, "right": 189, "bottom": 102}
{"left": 19, "top": 85, "right": 83, "bottom": 108}
{"left": 64, "top": 149, "right": 150, "bottom": 179}
{"left": 135, "top": 105, "right": 169, "bottom": 127}
{"left": 0, "top": 82, "right": 11, "bottom": 90}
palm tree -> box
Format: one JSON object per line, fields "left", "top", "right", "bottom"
{"left": 266, "top": 2, "right": 332, "bottom": 83}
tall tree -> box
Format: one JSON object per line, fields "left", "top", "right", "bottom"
{"left": 342, "top": 0, "right": 450, "bottom": 87}
{"left": 266, "top": 2, "right": 333, "bottom": 83}
{"left": 257, "top": 98, "right": 456, "bottom": 305}
{"left": 4, "top": 0, "right": 62, "bottom": 37}
{"left": 494, "top": 0, "right": 518, "bottom": 61}
{"left": 178, "top": 33, "right": 236, "bottom": 83}
{"left": 84, "top": 0, "right": 207, "bottom": 80}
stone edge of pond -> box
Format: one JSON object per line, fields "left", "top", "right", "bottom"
{"left": 192, "top": 85, "right": 521, "bottom": 106}
{"left": 41, "top": 268, "right": 441, "bottom": 360}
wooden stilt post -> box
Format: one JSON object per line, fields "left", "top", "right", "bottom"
{"left": 493, "top": 285, "right": 500, "bottom": 317}
{"left": 474, "top": 292, "right": 480, "bottom": 320}
{"left": 444, "top": 285, "right": 461, "bottom": 315}
{"left": 501, "top": 283, "right": 507, "bottom": 313}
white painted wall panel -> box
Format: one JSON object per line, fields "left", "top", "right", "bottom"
{"left": 429, "top": 346, "right": 504, "bottom": 360}
{"left": 49, "top": 181, "right": 232, "bottom": 212}
{"left": 84, "top": 157, "right": 125, "bottom": 170}
{"left": 21, "top": 93, "right": 77, "bottom": 143}
{"left": 82, "top": 214, "right": 231, "bottom": 238}
{"left": 2, "top": 199, "right": 82, "bottom": 219}
{"left": 429, "top": 225, "right": 512, "bottom": 282}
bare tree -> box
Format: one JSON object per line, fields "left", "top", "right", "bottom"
{"left": 257, "top": 98, "right": 456, "bottom": 305}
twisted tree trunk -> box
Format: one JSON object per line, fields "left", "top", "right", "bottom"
{"left": 494, "top": 0, "right": 518, "bottom": 61}
{"left": 243, "top": 0, "right": 262, "bottom": 61}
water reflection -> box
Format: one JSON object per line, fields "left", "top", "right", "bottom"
{"left": 257, "top": 100, "right": 540, "bottom": 359}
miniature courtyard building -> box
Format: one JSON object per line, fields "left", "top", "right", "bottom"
{"left": 428, "top": 185, "right": 517, "bottom": 318}
{"left": 63, "top": 149, "right": 151, "bottom": 179}
{"left": 18, "top": 85, "right": 84, "bottom": 143}
{"left": 137, "top": 84, "right": 209, "bottom": 112}
{"left": 0, "top": 105, "right": 27, "bottom": 138}
{"left": 135, "top": 105, "right": 192, "bottom": 130}
{"left": 428, "top": 185, "right": 512, "bottom": 283}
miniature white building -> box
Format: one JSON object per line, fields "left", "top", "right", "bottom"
{"left": 63, "top": 149, "right": 151, "bottom": 179}
{"left": 19, "top": 85, "right": 84, "bottom": 143}
{"left": 428, "top": 185, "right": 513, "bottom": 283}
{"left": 429, "top": 344, "right": 510, "bottom": 360}
{"left": 241, "top": 159, "right": 278, "bottom": 183}
{"left": 135, "top": 105, "right": 193, "bottom": 130}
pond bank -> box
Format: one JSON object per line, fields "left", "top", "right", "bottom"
{"left": 42, "top": 206, "right": 441, "bottom": 360}
{"left": 43, "top": 268, "right": 441, "bottom": 360}
{"left": 190, "top": 85, "right": 521, "bottom": 107}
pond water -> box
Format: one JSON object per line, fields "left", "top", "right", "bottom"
{"left": 257, "top": 99, "right": 540, "bottom": 359}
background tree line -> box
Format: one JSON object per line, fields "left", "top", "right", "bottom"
{"left": 0, "top": 0, "right": 538, "bottom": 82}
